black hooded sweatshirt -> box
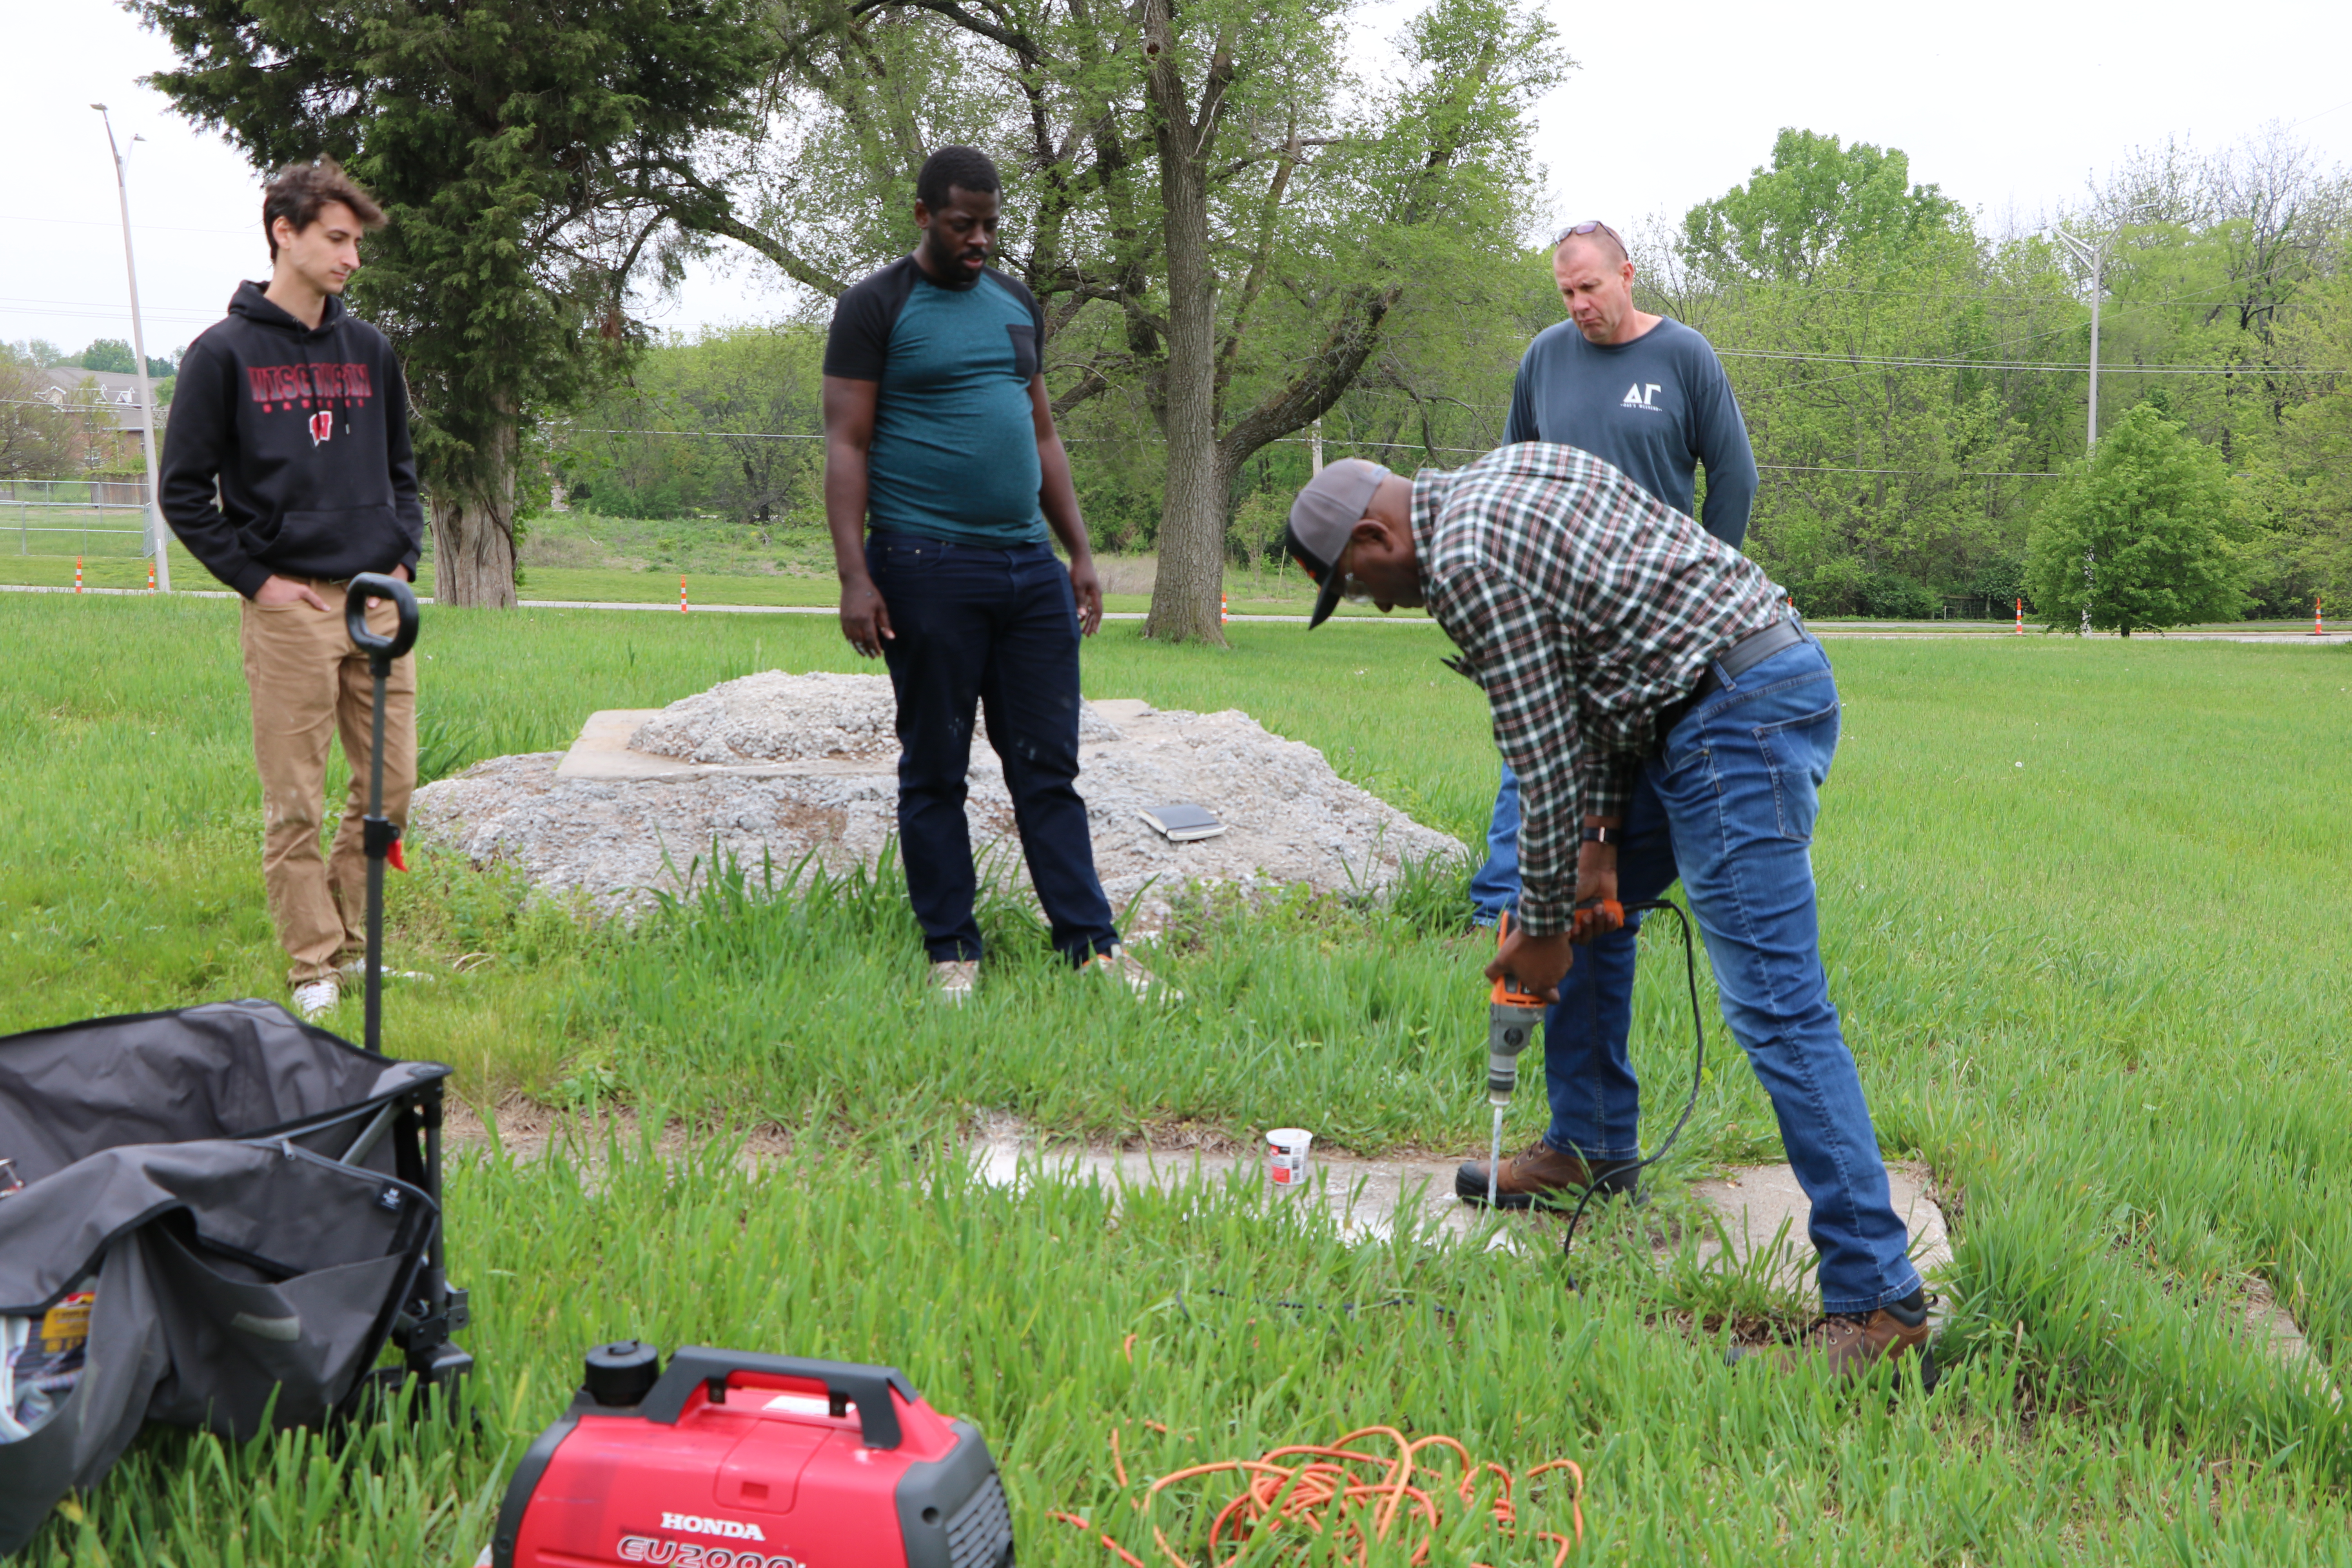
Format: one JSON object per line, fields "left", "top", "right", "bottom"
{"left": 160, "top": 281, "right": 425, "bottom": 598}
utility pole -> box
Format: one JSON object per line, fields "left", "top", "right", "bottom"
{"left": 2054, "top": 218, "right": 2138, "bottom": 637}
{"left": 94, "top": 104, "right": 169, "bottom": 593}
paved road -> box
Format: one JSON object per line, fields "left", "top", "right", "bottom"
{"left": 4, "top": 583, "right": 2343, "bottom": 642}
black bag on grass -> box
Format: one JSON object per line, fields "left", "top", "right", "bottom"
{"left": 0, "top": 1000, "right": 454, "bottom": 1557}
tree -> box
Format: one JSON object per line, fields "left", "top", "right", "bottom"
{"left": 132, "top": 0, "right": 772, "bottom": 605}
{"left": 2026, "top": 403, "right": 2245, "bottom": 635}
{"left": 558, "top": 325, "right": 826, "bottom": 523}
{"left": 715, "top": 0, "right": 1562, "bottom": 642}
{"left": 73, "top": 339, "right": 138, "bottom": 374}
{"left": 2250, "top": 273, "right": 2352, "bottom": 603}
{"left": 1656, "top": 131, "right": 2065, "bottom": 611}
{"left": 1679, "top": 129, "right": 1962, "bottom": 287}
{"left": 0, "top": 359, "right": 89, "bottom": 479}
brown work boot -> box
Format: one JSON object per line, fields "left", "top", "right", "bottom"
{"left": 1728, "top": 1292, "right": 1938, "bottom": 1388}
{"left": 1455, "top": 1138, "right": 1638, "bottom": 1210}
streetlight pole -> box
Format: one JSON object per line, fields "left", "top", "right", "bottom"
{"left": 2054, "top": 221, "right": 2134, "bottom": 636}
{"left": 94, "top": 104, "right": 170, "bottom": 593}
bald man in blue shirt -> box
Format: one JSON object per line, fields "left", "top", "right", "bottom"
{"left": 1460, "top": 220, "right": 1765, "bottom": 1209}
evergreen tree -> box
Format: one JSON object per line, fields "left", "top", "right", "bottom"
{"left": 131, "top": 0, "right": 769, "bottom": 605}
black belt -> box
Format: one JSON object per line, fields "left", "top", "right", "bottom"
{"left": 1653, "top": 615, "right": 1807, "bottom": 747}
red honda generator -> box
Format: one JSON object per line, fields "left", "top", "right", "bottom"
{"left": 485, "top": 1343, "right": 1016, "bottom": 1568}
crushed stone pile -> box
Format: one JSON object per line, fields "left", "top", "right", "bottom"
{"left": 410, "top": 670, "right": 1466, "bottom": 924}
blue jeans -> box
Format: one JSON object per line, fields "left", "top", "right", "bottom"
{"left": 867, "top": 531, "right": 1120, "bottom": 965}
{"left": 1503, "top": 638, "right": 1917, "bottom": 1314}
{"left": 1468, "top": 763, "right": 1524, "bottom": 926}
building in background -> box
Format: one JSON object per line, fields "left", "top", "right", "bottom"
{"left": 30, "top": 368, "right": 162, "bottom": 493}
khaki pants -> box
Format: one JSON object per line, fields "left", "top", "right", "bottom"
{"left": 239, "top": 579, "right": 417, "bottom": 986}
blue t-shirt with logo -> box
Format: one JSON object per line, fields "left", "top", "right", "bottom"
{"left": 1501, "top": 316, "right": 1757, "bottom": 548}
{"left": 823, "top": 255, "right": 1049, "bottom": 548}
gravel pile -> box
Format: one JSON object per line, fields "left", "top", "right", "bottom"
{"left": 410, "top": 671, "right": 1466, "bottom": 924}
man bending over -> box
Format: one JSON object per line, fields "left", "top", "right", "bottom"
{"left": 1282, "top": 452, "right": 1932, "bottom": 1381}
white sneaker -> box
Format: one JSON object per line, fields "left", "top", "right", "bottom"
{"left": 292, "top": 977, "right": 341, "bottom": 1020}
{"left": 930, "top": 959, "right": 980, "bottom": 1004}
{"left": 1079, "top": 944, "right": 1181, "bottom": 1002}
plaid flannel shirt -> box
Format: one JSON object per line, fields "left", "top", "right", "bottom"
{"left": 1414, "top": 443, "right": 1788, "bottom": 936}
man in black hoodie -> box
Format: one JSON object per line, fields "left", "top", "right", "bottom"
{"left": 161, "top": 159, "right": 426, "bottom": 1020}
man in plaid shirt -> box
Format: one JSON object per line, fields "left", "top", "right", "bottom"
{"left": 1284, "top": 447, "right": 1934, "bottom": 1381}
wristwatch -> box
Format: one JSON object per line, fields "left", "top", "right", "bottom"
{"left": 1581, "top": 825, "right": 1622, "bottom": 846}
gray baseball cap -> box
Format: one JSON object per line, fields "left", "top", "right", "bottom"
{"left": 1283, "top": 458, "right": 1392, "bottom": 628}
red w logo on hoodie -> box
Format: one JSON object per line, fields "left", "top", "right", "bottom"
{"left": 309, "top": 410, "right": 333, "bottom": 446}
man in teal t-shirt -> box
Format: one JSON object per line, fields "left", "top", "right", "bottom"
{"left": 822, "top": 146, "right": 1169, "bottom": 1003}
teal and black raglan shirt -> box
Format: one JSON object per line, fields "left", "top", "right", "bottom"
{"left": 824, "top": 255, "right": 1050, "bottom": 547}
{"left": 1502, "top": 317, "right": 1758, "bottom": 548}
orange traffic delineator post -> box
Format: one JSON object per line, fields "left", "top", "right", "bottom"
{"left": 147, "top": 559, "right": 157, "bottom": 593}
{"left": 74, "top": 557, "right": 83, "bottom": 594}
{"left": 1220, "top": 593, "right": 1228, "bottom": 626}
{"left": 679, "top": 575, "right": 689, "bottom": 613}
{"left": 2015, "top": 597, "right": 2023, "bottom": 633}
{"left": 2315, "top": 594, "right": 2325, "bottom": 638}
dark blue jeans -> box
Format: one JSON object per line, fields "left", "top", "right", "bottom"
{"left": 1468, "top": 762, "right": 1525, "bottom": 927}
{"left": 867, "top": 530, "right": 1119, "bottom": 965}
{"left": 1501, "top": 637, "right": 1919, "bottom": 1314}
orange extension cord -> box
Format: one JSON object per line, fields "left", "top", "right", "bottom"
{"left": 1053, "top": 1423, "right": 1584, "bottom": 1567}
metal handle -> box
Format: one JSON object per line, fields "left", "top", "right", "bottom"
{"left": 345, "top": 572, "right": 419, "bottom": 671}
{"left": 636, "top": 1347, "right": 919, "bottom": 1449}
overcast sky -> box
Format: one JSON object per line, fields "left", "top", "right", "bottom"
{"left": 4, "top": 0, "right": 2348, "bottom": 359}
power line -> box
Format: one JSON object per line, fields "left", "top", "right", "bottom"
{"left": 557, "top": 421, "right": 2071, "bottom": 479}
{"left": 0, "top": 213, "right": 256, "bottom": 238}
{"left": 1758, "top": 463, "right": 2057, "bottom": 477}
{"left": 560, "top": 425, "right": 821, "bottom": 441}
{"left": 1716, "top": 348, "right": 2324, "bottom": 374}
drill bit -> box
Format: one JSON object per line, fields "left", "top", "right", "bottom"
{"left": 1485, "top": 914, "right": 1544, "bottom": 1209}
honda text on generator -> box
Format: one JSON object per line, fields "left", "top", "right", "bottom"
{"left": 488, "top": 1344, "right": 1016, "bottom": 1568}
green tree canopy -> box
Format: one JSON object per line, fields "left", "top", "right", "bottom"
{"left": 2026, "top": 402, "right": 2246, "bottom": 635}
{"left": 560, "top": 325, "right": 825, "bottom": 524}
{"left": 132, "top": 0, "right": 772, "bottom": 605}
{"left": 717, "top": 0, "right": 1563, "bottom": 641}
{"left": 1679, "top": 129, "right": 1962, "bottom": 287}
{"left": 73, "top": 339, "right": 137, "bottom": 374}
{"left": 0, "top": 362, "right": 90, "bottom": 478}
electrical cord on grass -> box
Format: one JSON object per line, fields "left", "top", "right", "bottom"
{"left": 1554, "top": 898, "right": 1707, "bottom": 1269}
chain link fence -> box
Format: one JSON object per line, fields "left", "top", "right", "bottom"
{"left": 1, "top": 479, "right": 159, "bottom": 558}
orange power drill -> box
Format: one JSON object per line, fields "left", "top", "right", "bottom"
{"left": 1483, "top": 902, "right": 1624, "bottom": 1207}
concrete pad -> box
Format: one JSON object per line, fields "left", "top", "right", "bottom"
{"left": 968, "top": 1134, "right": 1534, "bottom": 1252}
{"left": 1686, "top": 1160, "right": 1954, "bottom": 1299}
{"left": 2243, "top": 1278, "right": 2342, "bottom": 1406}
{"left": 967, "top": 1131, "right": 1959, "bottom": 1295}
{"left": 554, "top": 708, "right": 886, "bottom": 783}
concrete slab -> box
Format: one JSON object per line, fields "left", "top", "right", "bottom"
{"left": 968, "top": 1135, "right": 1530, "bottom": 1252}
{"left": 2243, "top": 1278, "right": 2343, "bottom": 1406}
{"left": 966, "top": 1131, "right": 1959, "bottom": 1298}
{"left": 1685, "top": 1160, "right": 1954, "bottom": 1298}
{"left": 554, "top": 708, "right": 887, "bottom": 783}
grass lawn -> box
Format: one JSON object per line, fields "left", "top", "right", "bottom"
{"left": 4, "top": 593, "right": 2351, "bottom": 1563}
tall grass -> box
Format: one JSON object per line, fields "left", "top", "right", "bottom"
{"left": 20, "top": 1143, "right": 2352, "bottom": 1566}
{"left": 5, "top": 595, "right": 2352, "bottom": 1558}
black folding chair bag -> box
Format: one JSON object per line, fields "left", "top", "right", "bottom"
{"left": 0, "top": 999, "right": 453, "bottom": 1557}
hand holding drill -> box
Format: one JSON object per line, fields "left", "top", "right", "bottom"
{"left": 1483, "top": 837, "right": 1626, "bottom": 1004}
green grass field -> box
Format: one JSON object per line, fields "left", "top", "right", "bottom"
{"left": 4, "top": 593, "right": 2351, "bottom": 1563}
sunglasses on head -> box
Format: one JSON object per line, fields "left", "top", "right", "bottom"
{"left": 1552, "top": 220, "right": 1625, "bottom": 251}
